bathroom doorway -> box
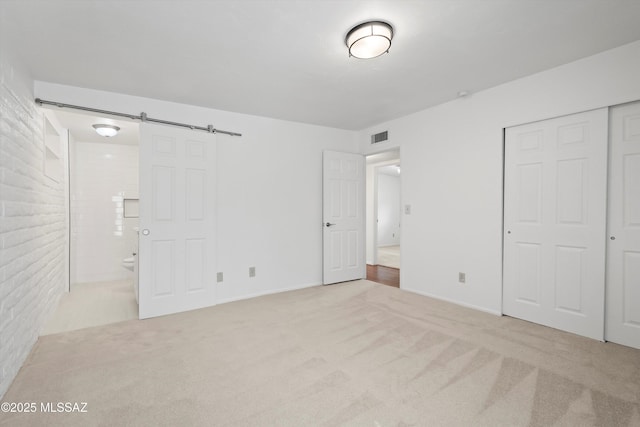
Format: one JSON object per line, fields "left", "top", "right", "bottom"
{"left": 366, "top": 149, "right": 401, "bottom": 288}
{"left": 41, "top": 109, "right": 140, "bottom": 334}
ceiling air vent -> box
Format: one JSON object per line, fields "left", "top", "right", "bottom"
{"left": 371, "top": 131, "right": 388, "bottom": 144}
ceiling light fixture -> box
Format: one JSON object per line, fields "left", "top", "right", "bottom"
{"left": 92, "top": 124, "right": 120, "bottom": 137}
{"left": 345, "top": 21, "right": 393, "bottom": 59}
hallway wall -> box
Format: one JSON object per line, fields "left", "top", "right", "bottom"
{"left": 377, "top": 173, "right": 401, "bottom": 247}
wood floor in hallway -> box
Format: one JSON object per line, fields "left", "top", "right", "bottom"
{"left": 366, "top": 264, "right": 399, "bottom": 288}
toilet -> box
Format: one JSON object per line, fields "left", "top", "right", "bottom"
{"left": 122, "top": 252, "right": 139, "bottom": 304}
{"left": 122, "top": 256, "right": 135, "bottom": 271}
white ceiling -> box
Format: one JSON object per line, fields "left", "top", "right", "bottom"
{"left": 2, "top": 0, "right": 640, "bottom": 130}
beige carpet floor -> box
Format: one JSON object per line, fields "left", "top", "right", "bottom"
{"left": 1, "top": 280, "right": 639, "bottom": 426}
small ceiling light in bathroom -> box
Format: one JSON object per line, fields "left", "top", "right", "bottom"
{"left": 92, "top": 124, "right": 120, "bottom": 137}
{"left": 345, "top": 21, "right": 393, "bottom": 59}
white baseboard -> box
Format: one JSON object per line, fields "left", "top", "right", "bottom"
{"left": 216, "top": 282, "right": 321, "bottom": 305}
{"left": 401, "top": 287, "right": 502, "bottom": 317}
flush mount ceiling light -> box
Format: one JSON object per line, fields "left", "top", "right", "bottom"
{"left": 92, "top": 124, "right": 120, "bottom": 137}
{"left": 345, "top": 21, "right": 393, "bottom": 59}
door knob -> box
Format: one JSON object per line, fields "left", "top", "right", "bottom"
{"left": 142, "top": 229, "right": 150, "bottom": 236}
{"left": 325, "top": 222, "right": 336, "bottom": 227}
{"left": 610, "top": 236, "right": 616, "bottom": 240}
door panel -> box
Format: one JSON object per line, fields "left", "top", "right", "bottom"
{"left": 554, "top": 245, "right": 584, "bottom": 313}
{"left": 624, "top": 154, "right": 640, "bottom": 226}
{"left": 323, "top": 151, "right": 365, "bottom": 284}
{"left": 517, "top": 163, "right": 542, "bottom": 223}
{"left": 516, "top": 243, "right": 541, "bottom": 304}
{"left": 623, "top": 252, "right": 640, "bottom": 325}
{"left": 152, "top": 240, "right": 175, "bottom": 297}
{"left": 153, "top": 166, "right": 175, "bottom": 220}
{"left": 556, "top": 159, "right": 587, "bottom": 224}
{"left": 139, "top": 123, "right": 217, "bottom": 319}
{"left": 606, "top": 101, "right": 640, "bottom": 349}
{"left": 185, "top": 238, "right": 206, "bottom": 292}
{"left": 504, "top": 108, "right": 608, "bottom": 340}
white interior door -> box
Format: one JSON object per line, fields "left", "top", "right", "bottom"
{"left": 606, "top": 101, "right": 640, "bottom": 349}
{"left": 323, "top": 150, "right": 365, "bottom": 285}
{"left": 503, "top": 109, "right": 608, "bottom": 340}
{"left": 138, "top": 123, "right": 217, "bottom": 319}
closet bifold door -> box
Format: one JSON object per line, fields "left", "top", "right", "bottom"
{"left": 503, "top": 108, "right": 608, "bottom": 341}
{"left": 606, "top": 101, "right": 640, "bottom": 349}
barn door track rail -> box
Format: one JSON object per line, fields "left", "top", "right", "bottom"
{"left": 35, "top": 98, "right": 242, "bottom": 137}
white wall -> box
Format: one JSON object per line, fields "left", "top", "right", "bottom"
{"left": 70, "top": 140, "right": 139, "bottom": 284}
{"left": 35, "top": 81, "right": 359, "bottom": 303}
{"left": 366, "top": 163, "right": 375, "bottom": 265}
{"left": 360, "top": 40, "right": 640, "bottom": 314}
{"left": 377, "top": 173, "right": 400, "bottom": 247}
{"left": 0, "top": 50, "right": 67, "bottom": 398}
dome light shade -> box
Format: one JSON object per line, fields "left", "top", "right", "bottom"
{"left": 92, "top": 124, "right": 120, "bottom": 137}
{"left": 345, "top": 21, "right": 393, "bottom": 59}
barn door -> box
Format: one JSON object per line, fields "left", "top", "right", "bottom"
{"left": 138, "top": 123, "right": 217, "bottom": 319}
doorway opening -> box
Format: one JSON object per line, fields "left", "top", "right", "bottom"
{"left": 41, "top": 109, "right": 140, "bottom": 334}
{"left": 366, "top": 149, "right": 401, "bottom": 288}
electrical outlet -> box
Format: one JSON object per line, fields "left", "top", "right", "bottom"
{"left": 249, "top": 267, "right": 256, "bottom": 277}
{"left": 459, "top": 272, "right": 466, "bottom": 283}
{"left": 217, "top": 272, "right": 224, "bottom": 283}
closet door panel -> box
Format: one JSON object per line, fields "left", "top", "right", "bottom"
{"left": 504, "top": 108, "right": 608, "bottom": 341}
{"left": 606, "top": 101, "right": 640, "bottom": 349}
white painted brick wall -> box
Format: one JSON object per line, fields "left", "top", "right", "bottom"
{"left": 0, "top": 56, "right": 66, "bottom": 398}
